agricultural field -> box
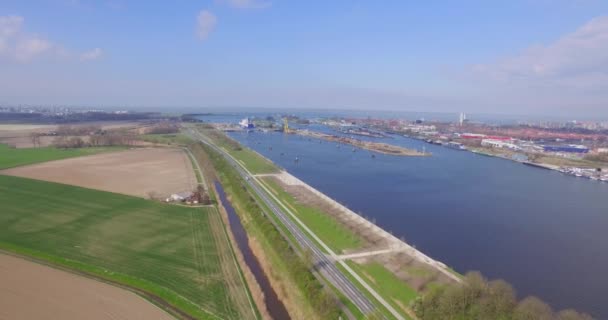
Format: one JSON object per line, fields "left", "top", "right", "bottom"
{"left": 0, "top": 253, "right": 174, "bottom": 320}
{"left": 2, "top": 148, "right": 196, "bottom": 199}
{"left": 0, "top": 174, "right": 258, "bottom": 320}
{"left": 0, "top": 143, "right": 125, "bottom": 169}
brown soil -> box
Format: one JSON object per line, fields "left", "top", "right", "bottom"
{"left": 0, "top": 253, "right": 174, "bottom": 320}
{"left": 2, "top": 148, "right": 197, "bottom": 199}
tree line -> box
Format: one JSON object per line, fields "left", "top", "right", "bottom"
{"left": 413, "top": 272, "right": 593, "bottom": 320}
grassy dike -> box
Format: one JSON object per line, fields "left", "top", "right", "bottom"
{"left": 259, "top": 177, "right": 363, "bottom": 253}
{"left": 198, "top": 141, "right": 343, "bottom": 320}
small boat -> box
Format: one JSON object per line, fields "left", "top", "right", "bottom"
{"left": 371, "top": 154, "right": 376, "bottom": 158}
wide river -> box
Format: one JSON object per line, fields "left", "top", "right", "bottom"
{"left": 221, "top": 124, "right": 608, "bottom": 318}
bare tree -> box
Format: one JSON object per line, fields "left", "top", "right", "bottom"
{"left": 29, "top": 132, "right": 42, "bottom": 147}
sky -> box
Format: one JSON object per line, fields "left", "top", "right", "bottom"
{"left": 1, "top": 0, "right": 608, "bottom": 117}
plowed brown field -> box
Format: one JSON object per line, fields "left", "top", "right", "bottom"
{"left": 2, "top": 148, "right": 196, "bottom": 199}
{"left": 0, "top": 253, "right": 174, "bottom": 320}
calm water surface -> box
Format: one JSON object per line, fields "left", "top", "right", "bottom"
{"left": 226, "top": 129, "right": 608, "bottom": 318}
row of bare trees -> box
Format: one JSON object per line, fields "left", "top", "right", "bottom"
{"left": 55, "top": 124, "right": 102, "bottom": 136}
{"left": 413, "top": 272, "right": 592, "bottom": 320}
{"left": 144, "top": 123, "right": 179, "bottom": 134}
{"left": 51, "top": 133, "right": 139, "bottom": 149}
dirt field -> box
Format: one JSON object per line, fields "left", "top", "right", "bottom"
{"left": 0, "top": 253, "right": 174, "bottom": 320}
{"left": 2, "top": 148, "right": 197, "bottom": 199}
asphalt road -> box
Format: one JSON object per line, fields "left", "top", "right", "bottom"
{"left": 187, "top": 128, "right": 380, "bottom": 317}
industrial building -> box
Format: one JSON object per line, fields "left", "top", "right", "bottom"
{"left": 481, "top": 139, "right": 521, "bottom": 151}
{"left": 542, "top": 145, "right": 589, "bottom": 153}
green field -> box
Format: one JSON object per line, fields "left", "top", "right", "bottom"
{"left": 261, "top": 177, "right": 362, "bottom": 253}
{"left": 0, "top": 144, "right": 125, "bottom": 169}
{"left": 0, "top": 174, "right": 256, "bottom": 320}
{"left": 140, "top": 133, "right": 194, "bottom": 145}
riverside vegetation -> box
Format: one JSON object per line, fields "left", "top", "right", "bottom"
{"left": 413, "top": 272, "right": 592, "bottom": 320}
{"left": 198, "top": 140, "right": 343, "bottom": 319}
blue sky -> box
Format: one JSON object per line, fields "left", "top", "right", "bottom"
{"left": 1, "top": 0, "right": 608, "bottom": 117}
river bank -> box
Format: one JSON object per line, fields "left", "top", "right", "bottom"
{"left": 271, "top": 170, "right": 460, "bottom": 283}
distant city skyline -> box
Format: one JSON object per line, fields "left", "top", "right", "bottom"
{"left": 1, "top": 1, "right": 607, "bottom": 117}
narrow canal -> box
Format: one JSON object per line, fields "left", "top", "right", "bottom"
{"left": 214, "top": 181, "right": 291, "bottom": 320}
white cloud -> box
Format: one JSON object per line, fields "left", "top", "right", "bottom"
{"left": 474, "top": 16, "right": 608, "bottom": 85}
{"left": 0, "top": 15, "right": 102, "bottom": 63}
{"left": 14, "top": 37, "right": 53, "bottom": 62}
{"left": 196, "top": 10, "right": 217, "bottom": 41}
{"left": 80, "top": 48, "right": 103, "bottom": 61}
{"left": 0, "top": 15, "right": 23, "bottom": 38}
{"left": 219, "top": 0, "right": 271, "bottom": 9}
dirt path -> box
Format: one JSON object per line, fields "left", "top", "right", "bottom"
{"left": 0, "top": 253, "right": 175, "bottom": 320}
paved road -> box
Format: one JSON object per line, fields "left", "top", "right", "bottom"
{"left": 186, "top": 128, "right": 381, "bottom": 317}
